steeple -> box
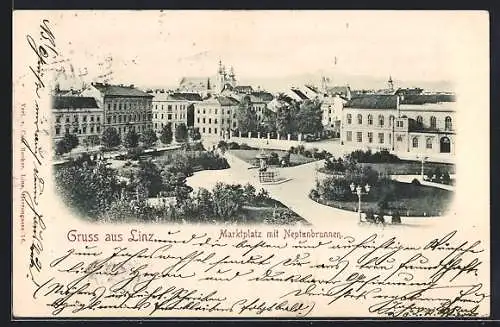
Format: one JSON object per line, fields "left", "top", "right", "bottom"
{"left": 388, "top": 75, "right": 394, "bottom": 91}
{"left": 218, "top": 60, "right": 224, "bottom": 74}
{"left": 229, "top": 66, "right": 235, "bottom": 81}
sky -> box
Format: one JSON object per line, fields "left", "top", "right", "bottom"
{"left": 16, "top": 10, "right": 485, "bottom": 91}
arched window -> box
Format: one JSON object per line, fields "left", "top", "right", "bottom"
{"left": 389, "top": 115, "right": 395, "bottom": 126}
{"left": 430, "top": 116, "right": 437, "bottom": 129}
{"left": 357, "top": 114, "right": 362, "bottom": 124}
{"left": 416, "top": 116, "right": 423, "bottom": 125}
{"left": 445, "top": 116, "right": 452, "bottom": 130}
{"left": 426, "top": 137, "right": 433, "bottom": 149}
{"left": 368, "top": 114, "right": 373, "bottom": 125}
{"left": 412, "top": 137, "right": 419, "bottom": 148}
{"left": 440, "top": 137, "right": 451, "bottom": 153}
{"left": 347, "top": 114, "right": 352, "bottom": 124}
{"left": 378, "top": 115, "right": 385, "bottom": 127}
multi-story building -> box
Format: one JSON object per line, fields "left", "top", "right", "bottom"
{"left": 194, "top": 96, "right": 240, "bottom": 138}
{"left": 151, "top": 91, "right": 190, "bottom": 133}
{"left": 81, "top": 82, "right": 153, "bottom": 135}
{"left": 340, "top": 94, "right": 456, "bottom": 155}
{"left": 52, "top": 96, "right": 103, "bottom": 143}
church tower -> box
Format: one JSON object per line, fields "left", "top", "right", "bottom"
{"left": 388, "top": 75, "right": 394, "bottom": 91}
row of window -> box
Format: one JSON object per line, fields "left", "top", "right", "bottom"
{"left": 106, "top": 113, "right": 152, "bottom": 124}
{"left": 345, "top": 113, "right": 453, "bottom": 130}
{"left": 201, "top": 127, "right": 218, "bottom": 135}
{"left": 346, "top": 114, "right": 395, "bottom": 127}
{"left": 412, "top": 136, "right": 435, "bottom": 149}
{"left": 197, "top": 108, "right": 236, "bottom": 115}
{"left": 346, "top": 131, "right": 390, "bottom": 144}
{"left": 153, "top": 103, "right": 187, "bottom": 111}
{"left": 196, "top": 117, "right": 238, "bottom": 128}
{"left": 55, "top": 115, "right": 101, "bottom": 123}
{"left": 117, "top": 125, "right": 151, "bottom": 134}
{"left": 106, "top": 100, "right": 150, "bottom": 111}
{"left": 154, "top": 113, "right": 186, "bottom": 120}
{"left": 55, "top": 125, "right": 101, "bottom": 135}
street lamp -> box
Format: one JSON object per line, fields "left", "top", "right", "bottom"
{"left": 350, "top": 182, "right": 371, "bottom": 223}
{"left": 416, "top": 155, "right": 428, "bottom": 181}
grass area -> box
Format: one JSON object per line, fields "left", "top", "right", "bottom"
{"left": 313, "top": 181, "right": 454, "bottom": 217}
{"left": 230, "top": 149, "right": 317, "bottom": 167}
{"left": 320, "top": 161, "right": 455, "bottom": 176}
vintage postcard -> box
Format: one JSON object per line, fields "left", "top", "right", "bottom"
{"left": 12, "top": 10, "right": 490, "bottom": 319}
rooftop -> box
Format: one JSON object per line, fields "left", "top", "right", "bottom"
{"left": 344, "top": 95, "right": 398, "bottom": 109}
{"left": 400, "top": 94, "right": 456, "bottom": 105}
{"left": 91, "top": 82, "right": 153, "bottom": 97}
{"left": 52, "top": 96, "right": 99, "bottom": 109}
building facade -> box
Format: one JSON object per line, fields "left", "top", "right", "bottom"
{"left": 81, "top": 82, "right": 153, "bottom": 135}
{"left": 151, "top": 92, "right": 190, "bottom": 133}
{"left": 193, "top": 96, "right": 239, "bottom": 138}
{"left": 340, "top": 94, "right": 456, "bottom": 156}
{"left": 52, "top": 96, "right": 103, "bottom": 143}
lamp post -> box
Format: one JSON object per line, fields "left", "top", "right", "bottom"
{"left": 350, "top": 182, "right": 371, "bottom": 223}
{"left": 416, "top": 155, "right": 428, "bottom": 181}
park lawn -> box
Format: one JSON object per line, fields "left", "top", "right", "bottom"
{"left": 314, "top": 181, "right": 454, "bottom": 217}
{"left": 230, "top": 149, "right": 317, "bottom": 167}
{"left": 321, "top": 161, "right": 455, "bottom": 176}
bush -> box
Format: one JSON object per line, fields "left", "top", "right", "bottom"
{"left": 296, "top": 145, "right": 305, "bottom": 154}
{"left": 269, "top": 152, "right": 280, "bottom": 165}
{"left": 240, "top": 143, "right": 252, "bottom": 150}
{"left": 347, "top": 149, "right": 400, "bottom": 163}
{"left": 289, "top": 146, "right": 296, "bottom": 154}
{"left": 303, "top": 150, "right": 312, "bottom": 158}
{"left": 309, "top": 189, "right": 319, "bottom": 200}
{"left": 365, "top": 209, "right": 375, "bottom": 223}
{"left": 392, "top": 212, "right": 401, "bottom": 224}
{"left": 411, "top": 178, "right": 421, "bottom": 186}
{"left": 228, "top": 142, "right": 240, "bottom": 149}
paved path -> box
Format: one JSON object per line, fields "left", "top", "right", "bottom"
{"left": 187, "top": 152, "right": 450, "bottom": 229}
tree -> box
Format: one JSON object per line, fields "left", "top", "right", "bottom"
{"left": 187, "top": 104, "right": 195, "bottom": 127}
{"left": 131, "top": 160, "right": 163, "bottom": 197}
{"left": 54, "top": 133, "right": 79, "bottom": 155}
{"left": 140, "top": 129, "right": 158, "bottom": 148}
{"left": 260, "top": 108, "right": 277, "bottom": 133}
{"left": 54, "top": 160, "right": 120, "bottom": 218}
{"left": 160, "top": 123, "right": 173, "bottom": 145}
{"left": 123, "top": 129, "right": 140, "bottom": 148}
{"left": 101, "top": 127, "right": 121, "bottom": 148}
{"left": 175, "top": 123, "right": 188, "bottom": 143}
{"left": 212, "top": 182, "right": 245, "bottom": 220}
{"left": 235, "top": 96, "right": 258, "bottom": 134}
{"left": 189, "top": 127, "right": 201, "bottom": 141}
{"left": 83, "top": 135, "right": 100, "bottom": 150}
{"left": 296, "top": 99, "right": 324, "bottom": 135}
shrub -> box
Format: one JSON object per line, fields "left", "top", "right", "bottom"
{"left": 411, "top": 178, "right": 421, "bottom": 186}
{"left": 365, "top": 209, "right": 375, "bottom": 223}
{"left": 240, "top": 143, "right": 252, "bottom": 150}
{"left": 303, "top": 150, "right": 312, "bottom": 158}
{"left": 269, "top": 152, "right": 280, "bottom": 165}
{"left": 296, "top": 145, "right": 305, "bottom": 154}
{"left": 228, "top": 142, "right": 240, "bottom": 149}
{"left": 392, "top": 212, "right": 401, "bottom": 224}
{"left": 347, "top": 149, "right": 400, "bottom": 163}
{"left": 289, "top": 146, "right": 296, "bottom": 154}
{"left": 309, "top": 189, "right": 319, "bottom": 200}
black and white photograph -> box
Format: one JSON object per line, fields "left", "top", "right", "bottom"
{"left": 12, "top": 10, "right": 490, "bottom": 319}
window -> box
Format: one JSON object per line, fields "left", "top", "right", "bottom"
{"left": 368, "top": 132, "right": 373, "bottom": 143}
{"left": 119, "top": 103, "right": 122, "bottom": 110}
{"left": 55, "top": 127, "right": 60, "bottom": 135}
{"left": 107, "top": 117, "right": 111, "bottom": 124}
{"left": 328, "top": 117, "right": 331, "bottom": 122}
{"left": 356, "top": 132, "right": 362, "bottom": 142}
{"left": 83, "top": 116, "right": 87, "bottom": 122}
{"left": 55, "top": 116, "right": 61, "bottom": 123}
{"left": 389, "top": 115, "right": 395, "bottom": 126}
{"left": 202, "top": 127, "right": 206, "bottom": 133}
{"left": 96, "top": 126, "right": 100, "bottom": 133}
{"left": 357, "top": 114, "right": 362, "bottom": 125}
{"left": 161, "top": 114, "right": 164, "bottom": 119}
{"left": 169, "top": 105, "right": 173, "bottom": 111}
{"left": 430, "top": 116, "right": 437, "bottom": 129}
{"left": 82, "top": 126, "right": 87, "bottom": 134}
{"left": 168, "top": 114, "right": 172, "bottom": 120}
{"left": 215, "top": 109, "right": 218, "bottom": 114}
{"left": 222, "top": 118, "right": 224, "bottom": 124}
{"left": 215, "top": 119, "right": 218, "bottom": 124}
{"left": 378, "top": 115, "right": 384, "bottom": 127}
{"left": 203, "top": 118, "right": 206, "bottom": 124}
{"left": 328, "top": 109, "right": 332, "bottom": 114}
{"left": 346, "top": 131, "right": 352, "bottom": 142}
{"left": 118, "top": 115, "right": 122, "bottom": 123}
{"left": 445, "top": 116, "right": 452, "bottom": 130}
{"left": 197, "top": 118, "right": 200, "bottom": 123}
{"left": 107, "top": 104, "right": 111, "bottom": 110}
{"left": 113, "top": 103, "right": 117, "bottom": 110}
{"left": 368, "top": 114, "right": 373, "bottom": 125}
{"left": 412, "top": 137, "right": 419, "bottom": 148}
{"left": 90, "top": 116, "right": 94, "bottom": 122}
{"left": 209, "top": 118, "right": 212, "bottom": 124}
{"left": 209, "top": 127, "right": 212, "bottom": 134}
{"left": 197, "top": 109, "right": 200, "bottom": 114}
{"left": 347, "top": 114, "right": 352, "bottom": 124}
{"left": 65, "top": 117, "right": 70, "bottom": 123}
{"left": 416, "top": 116, "right": 423, "bottom": 125}
{"left": 233, "top": 122, "right": 237, "bottom": 128}
{"left": 74, "top": 115, "right": 79, "bottom": 122}
{"left": 113, "top": 116, "right": 116, "bottom": 123}
{"left": 227, "top": 110, "right": 230, "bottom": 114}
{"left": 155, "top": 114, "right": 157, "bottom": 119}
{"left": 426, "top": 137, "right": 433, "bottom": 149}
{"left": 214, "top": 128, "right": 218, "bottom": 134}
{"left": 396, "top": 120, "right": 403, "bottom": 128}
{"left": 65, "top": 127, "right": 70, "bottom": 134}
{"left": 155, "top": 104, "right": 158, "bottom": 110}
{"left": 378, "top": 133, "right": 384, "bottom": 144}
{"left": 90, "top": 126, "right": 94, "bottom": 133}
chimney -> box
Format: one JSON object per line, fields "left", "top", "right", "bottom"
{"left": 130, "top": 84, "right": 134, "bottom": 88}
